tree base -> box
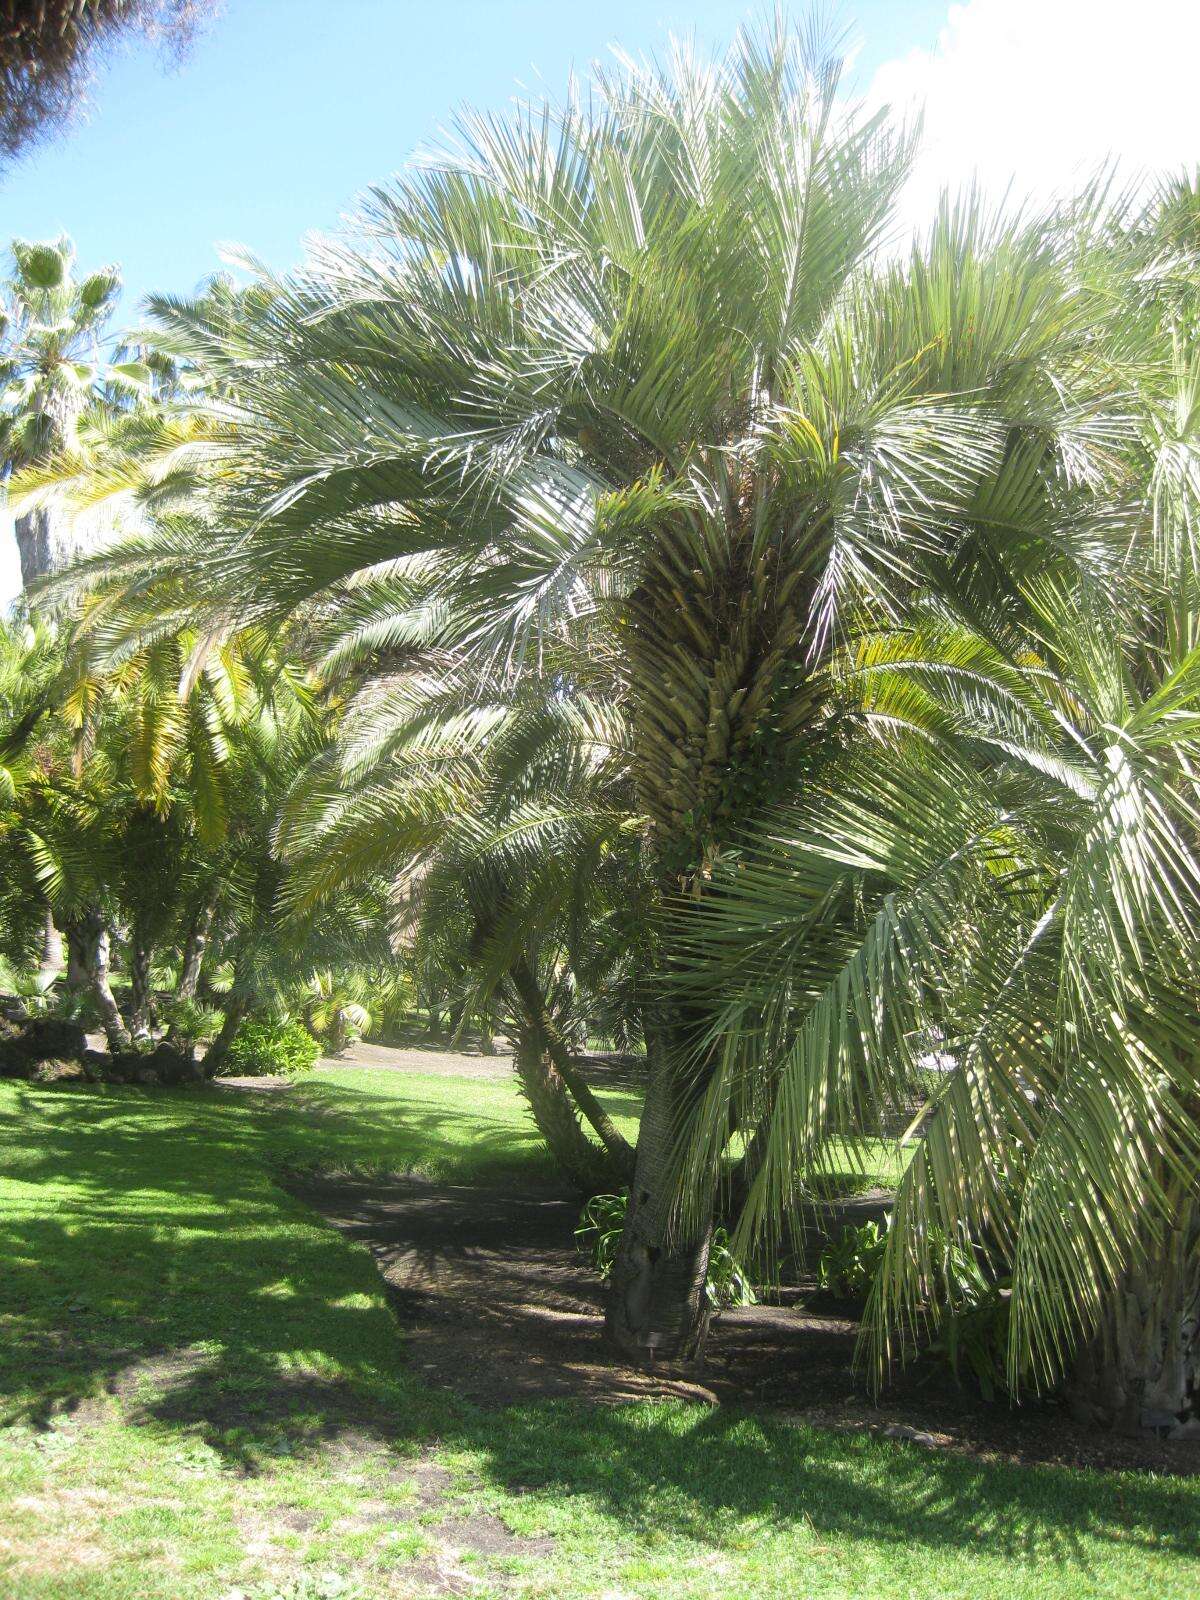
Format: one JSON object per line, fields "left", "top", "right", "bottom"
{"left": 1070, "top": 1202, "right": 1199, "bottom": 1438}
{"left": 605, "top": 1190, "right": 713, "bottom": 1363}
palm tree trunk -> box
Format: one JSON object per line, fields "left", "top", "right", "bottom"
{"left": 509, "top": 959, "right": 634, "bottom": 1177}
{"left": 128, "top": 940, "right": 154, "bottom": 1041}
{"left": 177, "top": 898, "right": 215, "bottom": 998}
{"left": 1071, "top": 1195, "right": 1200, "bottom": 1435}
{"left": 64, "top": 910, "right": 130, "bottom": 1052}
{"left": 14, "top": 507, "right": 53, "bottom": 588}
{"left": 37, "top": 904, "right": 63, "bottom": 984}
{"left": 202, "top": 995, "right": 248, "bottom": 1076}
{"left": 511, "top": 1027, "right": 619, "bottom": 1193}
{"left": 605, "top": 1029, "right": 714, "bottom": 1363}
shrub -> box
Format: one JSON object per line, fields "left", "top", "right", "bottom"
{"left": 575, "top": 1193, "right": 757, "bottom": 1309}
{"left": 817, "top": 1215, "right": 1015, "bottom": 1397}
{"left": 0, "top": 967, "right": 97, "bottom": 1026}
{"left": 222, "top": 1016, "right": 319, "bottom": 1078}
{"left": 817, "top": 1219, "right": 888, "bottom": 1300}
{"left": 159, "top": 995, "right": 221, "bottom": 1051}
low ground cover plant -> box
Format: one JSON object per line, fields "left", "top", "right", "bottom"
{"left": 577, "top": 1192, "right": 757, "bottom": 1308}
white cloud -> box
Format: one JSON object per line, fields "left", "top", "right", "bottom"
{"left": 866, "top": 0, "right": 1200, "bottom": 232}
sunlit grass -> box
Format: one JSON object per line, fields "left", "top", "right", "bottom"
{"left": 0, "top": 1073, "right": 1195, "bottom": 1600}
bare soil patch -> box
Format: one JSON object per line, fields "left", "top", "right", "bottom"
{"left": 291, "top": 1171, "right": 1200, "bottom": 1480}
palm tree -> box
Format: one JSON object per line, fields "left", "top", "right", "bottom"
{"left": 0, "top": 613, "right": 72, "bottom": 980}
{"left": 0, "top": 2, "right": 203, "bottom": 164}
{"left": 0, "top": 236, "right": 153, "bottom": 586}
{"left": 126, "top": 21, "right": 1129, "bottom": 1359}
{"left": 274, "top": 638, "right": 640, "bottom": 1191}
{"left": 674, "top": 569, "right": 1200, "bottom": 1429}
{"left": 668, "top": 173, "right": 1200, "bottom": 1422}
{"left": 301, "top": 970, "right": 372, "bottom": 1056}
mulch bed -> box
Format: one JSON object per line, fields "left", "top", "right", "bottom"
{"left": 289, "top": 1172, "right": 1200, "bottom": 1479}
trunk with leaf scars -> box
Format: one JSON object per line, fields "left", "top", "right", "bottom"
{"left": 37, "top": 905, "right": 63, "bottom": 983}
{"left": 1071, "top": 1194, "right": 1200, "bottom": 1436}
{"left": 64, "top": 909, "right": 130, "bottom": 1051}
{"left": 607, "top": 489, "right": 803, "bottom": 1362}
{"left": 509, "top": 959, "right": 635, "bottom": 1180}
{"left": 202, "top": 994, "right": 248, "bottom": 1076}
{"left": 14, "top": 507, "right": 53, "bottom": 589}
{"left": 128, "top": 940, "right": 154, "bottom": 1040}
{"left": 605, "top": 1038, "right": 714, "bottom": 1362}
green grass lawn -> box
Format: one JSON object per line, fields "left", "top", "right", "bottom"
{"left": 0, "top": 1066, "right": 1196, "bottom": 1599}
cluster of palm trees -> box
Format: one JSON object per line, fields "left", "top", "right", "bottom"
{"left": 4, "top": 22, "right": 1199, "bottom": 1431}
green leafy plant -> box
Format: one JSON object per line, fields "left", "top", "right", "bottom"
{"left": 576, "top": 1194, "right": 756, "bottom": 1309}
{"left": 2, "top": 967, "right": 99, "bottom": 1027}
{"left": 301, "top": 969, "right": 372, "bottom": 1056}
{"left": 5, "top": 967, "right": 56, "bottom": 1016}
{"left": 222, "top": 1016, "right": 319, "bottom": 1079}
{"left": 159, "top": 995, "right": 222, "bottom": 1051}
{"left": 574, "top": 1193, "right": 628, "bottom": 1277}
{"left": 931, "top": 1286, "right": 1013, "bottom": 1401}
{"left": 817, "top": 1220, "right": 888, "bottom": 1302}
{"left": 706, "top": 1227, "right": 758, "bottom": 1309}
{"left": 927, "top": 1226, "right": 1015, "bottom": 1399}
{"left": 817, "top": 1216, "right": 1015, "bottom": 1397}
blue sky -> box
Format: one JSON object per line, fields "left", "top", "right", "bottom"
{"left": 5, "top": 0, "right": 1199, "bottom": 605}
{"left": 0, "top": 2, "right": 949, "bottom": 321}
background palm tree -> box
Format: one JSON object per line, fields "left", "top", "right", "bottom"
{"left": 0, "top": 235, "right": 154, "bottom": 586}
{"left": 275, "top": 638, "right": 641, "bottom": 1190}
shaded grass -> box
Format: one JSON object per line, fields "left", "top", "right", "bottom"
{"left": 0, "top": 1071, "right": 1196, "bottom": 1599}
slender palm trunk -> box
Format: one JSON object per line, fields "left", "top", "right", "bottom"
{"left": 37, "top": 905, "right": 63, "bottom": 984}
{"left": 509, "top": 959, "right": 634, "bottom": 1178}
{"left": 1072, "top": 1194, "right": 1200, "bottom": 1435}
{"left": 202, "top": 994, "right": 249, "bottom": 1076}
{"left": 14, "top": 507, "right": 53, "bottom": 589}
{"left": 177, "top": 899, "right": 215, "bottom": 999}
{"left": 128, "top": 941, "right": 154, "bottom": 1041}
{"left": 510, "top": 1025, "right": 618, "bottom": 1193}
{"left": 423, "top": 984, "right": 445, "bottom": 1040}
{"left": 605, "top": 1038, "right": 714, "bottom": 1362}
{"left": 64, "top": 910, "right": 130, "bottom": 1052}
{"left": 476, "top": 1006, "right": 499, "bottom": 1055}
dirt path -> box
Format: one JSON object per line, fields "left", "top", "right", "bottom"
{"left": 318, "top": 1040, "right": 648, "bottom": 1090}
{"left": 214, "top": 1040, "right": 649, "bottom": 1092}
{"left": 319, "top": 1040, "right": 515, "bottom": 1079}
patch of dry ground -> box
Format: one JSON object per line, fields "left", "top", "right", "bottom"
{"left": 291, "top": 1166, "right": 1200, "bottom": 1480}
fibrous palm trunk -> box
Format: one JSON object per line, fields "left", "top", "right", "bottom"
{"left": 510, "top": 1025, "right": 618, "bottom": 1194}
{"left": 202, "top": 994, "right": 248, "bottom": 1076}
{"left": 1072, "top": 1196, "right": 1200, "bottom": 1436}
{"left": 64, "top": 909, "right": 130, "bottom": 1051}
{"left": 508, "top": 959, "right": 634, "bottom": 1178}
{"left": 128, "top": 940, "right": 154, "bottom": 1041}
{"left": 14, "top": 507, "right": 53, "bottom": 589}
{"left": 37, "top": 904, "right": 63, "bottom": 984}
{"left": 606, "top": 493, "right": 801, "bottom": 1362}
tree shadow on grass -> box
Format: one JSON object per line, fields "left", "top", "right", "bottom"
{"left": 470, "top": 1401, "right": 1200, "bottom": 1573}
{"left": 0, "top": 1079, "right": 1196, "bottom": 1584}
{"left": 0, "top": 1077, "right": 551, "bottom": 1446}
